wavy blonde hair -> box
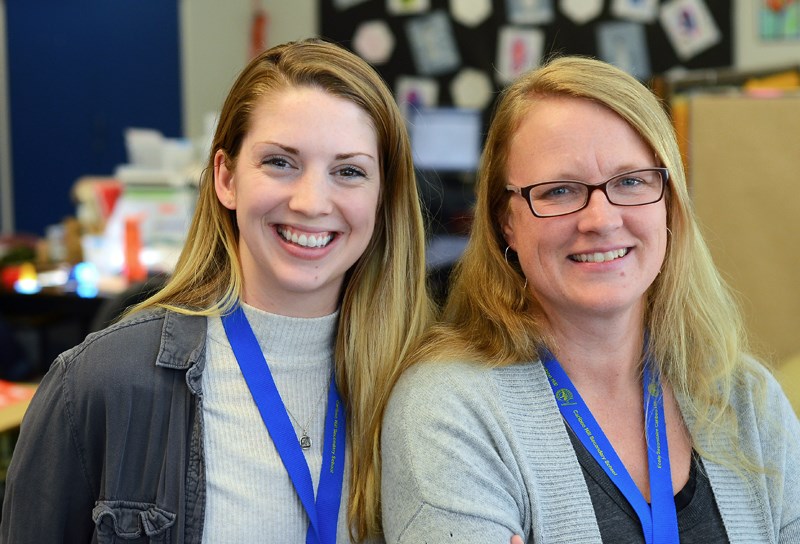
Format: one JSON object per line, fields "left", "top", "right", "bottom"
{"left": 409, "top": 55, "right": 764, "bottom": 469}
{"left": 132, "top": 39, "right": 432, "bottom": 540}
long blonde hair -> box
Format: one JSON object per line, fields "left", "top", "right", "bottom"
{"left": 132, "top": 39, "right": 432, "bottom": 540}
{"left": 410, "top": 55, "right": 763, "bottom": 467}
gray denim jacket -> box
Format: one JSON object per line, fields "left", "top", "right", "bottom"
{"left": 1, "top": 309, "right": 208, "bottom": 543}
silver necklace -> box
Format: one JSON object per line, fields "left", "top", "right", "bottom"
{"left": 285, "top": 381, "right": 329, "bottom": 450}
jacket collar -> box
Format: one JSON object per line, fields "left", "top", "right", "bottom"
{"left": 151, "top": 310, "right": 208, "bottom": 395}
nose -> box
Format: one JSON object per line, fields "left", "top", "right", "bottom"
{"left": 288, "top": 169, "right": 333, "bottom": 216}
{"left": 576, "top": 186, "right": 622, "bottom": 234}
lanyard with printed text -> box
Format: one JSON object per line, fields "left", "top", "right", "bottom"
{"left": 222, "top": 305, "right": 346, "bottom": 544}
{"left": 542, "top": 349, "right": 679, "bottom": 544}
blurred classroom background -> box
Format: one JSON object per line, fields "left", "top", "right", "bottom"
{"left": 0, "top": 0, "right": 798, "bottom": 425}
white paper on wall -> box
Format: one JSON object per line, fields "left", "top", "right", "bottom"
{"left": 660, "top": 0, "right": 721, "bottom": 61}
{"left": 388, "top": 0, "right": 430, "bottom": 16}
{"left": 495, "top": 26, "right": 545, "bottom": 85}
{"left": 505, "top": 0, "right": 554, "bottom": 25}
{"left": 353, "top": 20, "right": 396, "bottom": 65}
{"left": 395, "top": 76, "right": 440, "bottom": 120}
{"left": 611, "top": 0, "right": 659, "bottom": 22}
{"left": 450, "top": 0, "right": 493, "bottom": 27}
{"left": 596, "top": 21, "right": 652, "bottom": 80}
{"left": 560, "top": 0, "right": 603, "bottom": 25}
{"left": 405, "top": 11, "right": 462, "bottom": 75}
{"left": 450, "top": 68, "right": 494, "bottom": 109}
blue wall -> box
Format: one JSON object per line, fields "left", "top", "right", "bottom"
{"left": 6, "top": 0, "right": 181, "bottom": 235}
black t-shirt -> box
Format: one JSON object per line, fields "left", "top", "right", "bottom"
{"left": 565, "top": 423, "right": 729, "bottom": 543}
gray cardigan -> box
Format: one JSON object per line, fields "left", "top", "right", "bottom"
{"left": 381, "top": 359, "right": 800, "bottom": 543}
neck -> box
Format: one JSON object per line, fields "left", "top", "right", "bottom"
{"left": 239, "top": 303, "right": 339, "bottom": 364}
{"left": 242, "top": 285, "right": 339, "bottom": 319}
{"left": 545, "top": 310, "right": 645, "bottom": 391}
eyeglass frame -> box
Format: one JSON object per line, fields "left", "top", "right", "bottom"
{"left": 505, "top": 167, "right": 670, "bottom": 218}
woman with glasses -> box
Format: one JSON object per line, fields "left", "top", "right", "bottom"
{"left": 381, "top": 56, "right": 800, "bottom": 543}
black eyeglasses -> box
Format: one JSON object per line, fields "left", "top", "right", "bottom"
{"left": 506, "top": 167, "right": 669, "bottom": 218}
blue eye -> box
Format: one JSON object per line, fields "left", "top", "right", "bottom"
{"left": 537, "top": 184, "right": 578, "bottom": 200}
{"left": 337, "top": 166, "right": 366, "bottom": 178}
{"left": 617, "top": 176, "right": 643, "bottom": 187}
{"left": 546, "top": 186, "right": 570, "bottom": 197}
{"left": 262, "top": 156, "right": 292, "bottom": 169}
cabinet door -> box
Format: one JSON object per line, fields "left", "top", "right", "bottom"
{"left": 689, "top": 94, "right": 800, "bottom": 364}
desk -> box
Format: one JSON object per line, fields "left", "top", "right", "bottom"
{"left": 0, "top": 382, "right": 37, "bottom": 501}
{"left": 1, "top": 289, "right": 106, "bottom": 331}
{"left": 0, "top": 383, "right": 36, "bottom": 433}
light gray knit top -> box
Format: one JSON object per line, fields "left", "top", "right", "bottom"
{"left": 381, "top": 358, "right": 800, "bottom": 543}
{"left": 201, "top": 304, "right": 352, "bottom": 543}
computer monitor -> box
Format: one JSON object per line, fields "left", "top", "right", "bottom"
{"left": 409, "top": 107, "right": 482, "bottom": 173}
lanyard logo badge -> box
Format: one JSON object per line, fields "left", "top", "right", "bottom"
{"left": 555, "top": 387, "right": 576, "bottom": 406}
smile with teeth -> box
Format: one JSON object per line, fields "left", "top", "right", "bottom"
{"left": 277, "top": 226, "right": 334, "bottom": 248}
{"left": 569, "top": 248, "right": 629, "bottom": 263}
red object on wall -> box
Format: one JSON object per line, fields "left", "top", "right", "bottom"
{"left": 249, "top": 7, "right": 269, "bottom": 59}
{"left": 124, "top": 216, "right": 146, "bottom": 282}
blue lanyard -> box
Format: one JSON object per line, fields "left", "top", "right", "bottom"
{"left": 221, "top": 305, "right": 346, "bottom": 544}
{"left": 542, "top": 349, "right": 679, "bottom": 544}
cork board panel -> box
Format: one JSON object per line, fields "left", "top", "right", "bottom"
{"left": 689, "top": 94, "right": 800, "bottom": 364}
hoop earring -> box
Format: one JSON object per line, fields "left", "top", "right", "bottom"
{"left": 506, "top": 246, "right": 528, "bottom": 290}
{"left": 666, "top": 227, "right": 673, "bottom": 236}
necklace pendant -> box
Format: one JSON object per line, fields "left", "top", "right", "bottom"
{"left": 300, "top": 433, "right": 312, "bottom": 450}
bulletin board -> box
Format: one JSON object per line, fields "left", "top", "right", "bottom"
{"left": 319, "top": 0, "right": 732, "bottom": 127}
{"left": 689, "top": 94, "right": 800, "bottom": 365}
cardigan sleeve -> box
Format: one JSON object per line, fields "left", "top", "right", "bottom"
{"left": 706, "top": 364, "right": 800, "bottom": 543}
{"left": 381, "top": 361, "right": 527, "bottom": 543}
{"left": 770, "top": 374, "right": 800, "bottom": 542}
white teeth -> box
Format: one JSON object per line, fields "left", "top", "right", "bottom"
{"left": 278, "top": 227, "right": 333, "bottom": 248}
{"left": 571, "top": 248, "right": 628, "bottom": 263}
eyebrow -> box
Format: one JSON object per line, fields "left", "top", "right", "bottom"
{"left": 263, "top": 142, "right": 376, "bottom": 162}
{"left": 335, "top": 152, "right": 376, "bottom": 161}
{"left": 542, "top": 166, "right": 652, "bottom": 181}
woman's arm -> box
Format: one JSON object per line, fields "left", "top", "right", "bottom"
{"left": 775, "top": 378, "right": 800, "bottom": 542}
{"left": 381, "top": 361, "right": 526, "bottom": 543}
{"left": 1, "top": 356, "right": 96, "bottom": 542}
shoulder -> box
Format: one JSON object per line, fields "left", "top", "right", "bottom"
{"left": 384, "top": 359, "right": 547, "bottom": 446}
{"left": 392, "top": 358, "right": 541, "bottom": 396}
{"left": 730, "top": 357, "right": 793, "bottom": 420}
{"left": 392, "top": 359, "right": 491, "bottom": 396}
{"left": 54, "top": 308, "right": 207, "bottom": 397}
{"left": 722, "top": 357, "right": 800, "bottom": 463}
{"left": 388, "top": 360, "right": 536, "bottom": 419}
{"left": 390, "top": 357, "right": 547, "bottom": 407}
{"left": 385, "top": 361, "right": 489, "bottom": 434}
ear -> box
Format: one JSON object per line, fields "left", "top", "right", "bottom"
{"left": 501, "top": 208, "right": 516, "bottom": 252}
{"left": 214, "top": 150, "right": 236, "bottom": 210}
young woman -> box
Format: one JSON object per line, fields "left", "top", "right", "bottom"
{"left": 2, "top": 39, "right": 431, "bottom": 543}
{"left": 382, "top": 56, "right": 800, "bottom": 543}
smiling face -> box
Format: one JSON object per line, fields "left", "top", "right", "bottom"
{"left": 214, "top": 86, "right": 381, "bottom": 317}
{"left": 502, "top": 96, "right": 667, "bottom": 327}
